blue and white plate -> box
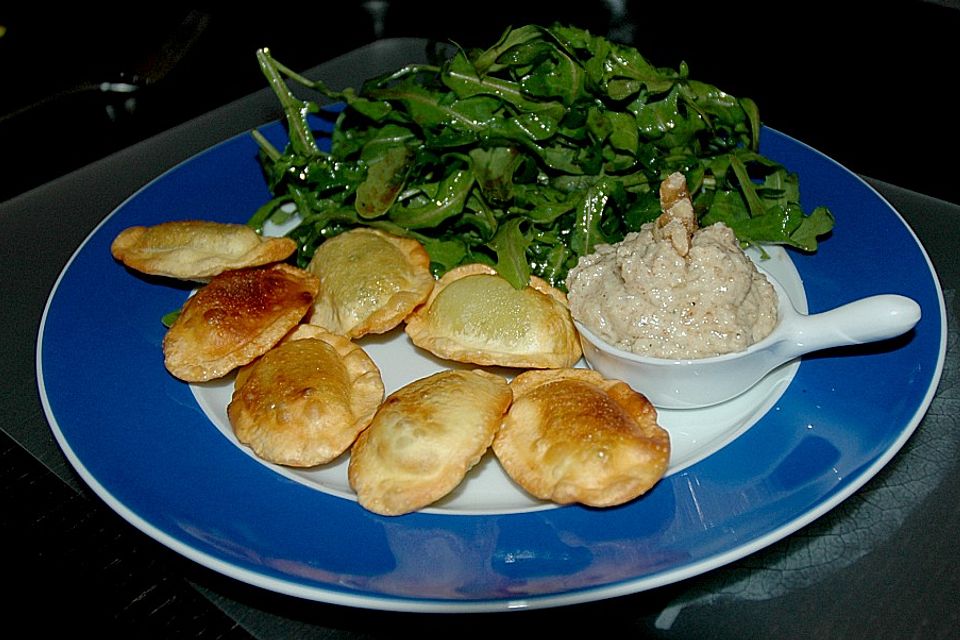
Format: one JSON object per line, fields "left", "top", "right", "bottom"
{"left": 37, "top": 117, "right": 946, "bottom": 612}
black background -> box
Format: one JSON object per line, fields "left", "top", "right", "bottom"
{"left": 2, "top": 4, "right": 959, "bottom": 637}
{"left": 2, "top": 1, "right": 958, "bottom": 204}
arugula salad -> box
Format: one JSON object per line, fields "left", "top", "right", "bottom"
{"left": 248, "top": 24, "right": 834, "bottom": 291}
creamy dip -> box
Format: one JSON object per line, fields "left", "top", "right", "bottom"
{"left": 565, "top": 175, "right": 778, "bottom": 360}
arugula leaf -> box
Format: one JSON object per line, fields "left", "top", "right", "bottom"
{"left": 488, "top": 217, "right": 532, "bottom": 288}
{"left": 161, "top": 308, "right": 181, "bottom": 328}
{"left": 570, "top": 177, "right": 623, "bottom": 256}
{"left": 354, "top": 143, "right": 413, "bottom": 219}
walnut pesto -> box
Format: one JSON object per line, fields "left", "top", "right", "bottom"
{"left": 565, "top": 173, "right": 778, "bottom": 360}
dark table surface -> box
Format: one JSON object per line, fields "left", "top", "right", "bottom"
{"left": 3, "top": 24, "right": 959, "bottom": 640}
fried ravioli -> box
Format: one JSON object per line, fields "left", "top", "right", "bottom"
{"left": 403, "top": 264, "right": 582, "bottom": 369}
{"left": 493, "top": 368, "right": 670, "bottom": 507}
{"left": 305, "top": 228, "right": 435, "bottom": 338}
{"left": 162, "top": 263, "right": 319, "bottom": 382}
{"left": 228, "top": 328, "right": 384, "bottom": 467}
{"left": 348, "top": 369, "right": 512, "bottom": 515}
{"left": 111, "top": 220, "right": 297, "bottom": 281}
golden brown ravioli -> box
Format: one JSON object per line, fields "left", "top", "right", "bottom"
{"left": 228, "top": 328, "right": 384, "bottom": 467}
{"left": 348, "top": 369, "right": 512, "bottom": 515}
{"left": 305, "top": 228, "right": 434, "bottom": 338}
{"left": 404, "top": 264, "right": 582, "bottom": 369}
{"left": 111, "top": 220, "right": 297, "bottom": 281}
{"left": 162, "top": 263, "right": 319, "bottom": 382}
{"left": 493, "top": 368, "right": 670, "bottom": 507}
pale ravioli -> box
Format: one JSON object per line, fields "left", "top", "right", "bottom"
{"left": 404, "top": 264, "right": 582, "bottom": 369}
{"left": 228, "top": 326, "right": 384, "bottom": 467}
{"left": 348, "top": 369, "right": 512, "bottom": 515}
{"left": 162, "top": 263, "right": 319, "bottom": 382}
{"left": 305, "top": 228, "right": 435, "bottom": 338}
{"left": 493, "top": 368, "right": 670, "bottom": 507}
{"left": 111, "top": 220, "right": 297, "bottom": 281}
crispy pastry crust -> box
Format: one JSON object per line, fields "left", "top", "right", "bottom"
{"left": 493, "top": 368, "right": 670, "bottom": 507}
{"left": 348, "top": 369, "right": 512, "bottom": 515}
{"left": 228, "top": 327, "right": 384, "bottom": 467}
{"left": 404, "top": 263, "right": 582, "bottom": 368}
{"left": 162, "top": 263, "right": 319, "bottom": 382}
{"left": 111, "top": 220, "right": 296, "bottom": 281}
{"left": 305, "top": 228, "right": 435, "bottom": 338}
